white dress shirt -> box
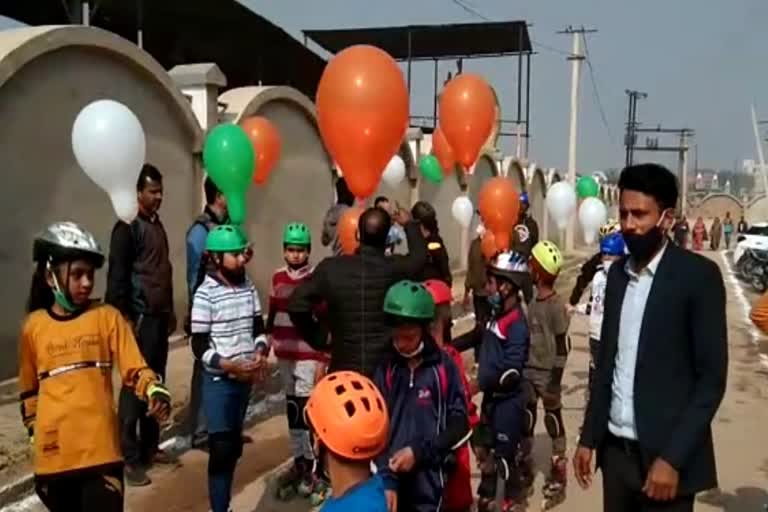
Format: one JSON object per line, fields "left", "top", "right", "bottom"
{"left": 608, "top": 243, "right": 668, "bottom": 440}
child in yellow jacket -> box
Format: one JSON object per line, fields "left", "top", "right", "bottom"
{"left": 19, "top": 222, "right": 170, "bottom": 512}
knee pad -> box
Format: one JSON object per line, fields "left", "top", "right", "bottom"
{"left": 293, "top": 396, "right": 309, "bottom": 430}
{"left": 208, "top": 432, "right": 242, "bottom": 474}
{"left": 287, "top": 396, "right": 309, "bottom": 430}
{"left": 525, "top": 402, "right": 537, "bottom": 437}
{"left": 544, "top": 407, "right": 565, "bottom": 439}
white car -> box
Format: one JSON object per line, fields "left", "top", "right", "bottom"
{"left": 733, "top": 222, "right": 768, "bottom": 265}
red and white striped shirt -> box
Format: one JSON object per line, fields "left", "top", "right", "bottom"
{"left": 269, "top": 265, "right": 329, "bottom": 362}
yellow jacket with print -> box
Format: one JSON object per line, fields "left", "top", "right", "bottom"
{"left": 19, "top": 303, "right": 160, "bottom": 476}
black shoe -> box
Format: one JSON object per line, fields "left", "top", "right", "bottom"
{"left": 125, "top": 464, "right": 151, "bottom": 487}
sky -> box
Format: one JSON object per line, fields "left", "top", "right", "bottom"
{"left": 2, "top": 0, "right": 767, "bottom": 173}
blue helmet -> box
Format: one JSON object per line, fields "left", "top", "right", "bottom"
{"left": 520, "top": 192, "right": 529, "bottom": 206}
{"left": 600, "top": 232, "right": 625, "bottom": 256}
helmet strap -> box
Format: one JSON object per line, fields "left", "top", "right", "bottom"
{"left": 47, "top": 261, "right": 78, "bottom": 313}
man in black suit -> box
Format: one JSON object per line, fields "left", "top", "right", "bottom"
{"left": 573, "top": 163, "right": 728, "bottom": 512}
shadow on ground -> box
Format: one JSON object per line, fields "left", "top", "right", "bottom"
{"left": 697, "top": 486, "right": 768, "bottom": 511}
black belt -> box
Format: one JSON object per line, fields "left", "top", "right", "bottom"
{"left": 606, "top": 431, "right": 641, "bottom": 456}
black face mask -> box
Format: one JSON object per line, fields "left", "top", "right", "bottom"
{"left": 220, "top": 267, "right": 246, "bottom": 285}
{"left": 623, "top": 227, "right": 664, "bottom": 263}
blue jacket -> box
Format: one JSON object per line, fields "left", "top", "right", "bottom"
{"left": 320, "top": 475, "right": 387, "bottom": 512}
{"left": 477, "top": 305, "right": 529, "bottom": 395}
{"left": 374, "top": 337, "right": 470, "bottom": 511}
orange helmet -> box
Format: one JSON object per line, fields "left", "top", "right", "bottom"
{"left": 305, "top": 371, "right": 389, "bottom": 460}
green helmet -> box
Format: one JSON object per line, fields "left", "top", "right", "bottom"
{"left": 206, "top": 225, "right": 249, "bottom": 253}
{"left": 383, "top": 280, "right": 436, "bottom": 320}
{"left": 283, "top": 222, "right": 311, "bottom": 247}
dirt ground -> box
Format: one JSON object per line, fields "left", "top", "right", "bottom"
{"left": 7, "top": 250, "right": 768, "bottom": 511}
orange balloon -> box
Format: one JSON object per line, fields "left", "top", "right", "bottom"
{"left": 317, "top": 45, "right": 409, "bottom": 200}
{"left": 241, "top": 116, "right": 282, "bottom": 185}
{"left": 494, "top": 230, "right": 511, "bottom": 251}
{"left": 478, "top": 177, "right": 520, "bottom": 236}
{"left": 480, "top": 231, "right": 498, "bottom": 261}
{"left": 439, "top": 74, "right": 496, "bottom": 168}
{"left": 432, "top": 127, "right": 456, "bottom": 175}
{"left": 338, "top": 206, "right": 364, "bottom": 255}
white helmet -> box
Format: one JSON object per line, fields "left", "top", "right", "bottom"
{"left": 488, "top": 250, "right": 529, "bottom": 286}
{"left": 33, "top": 221, "right": 104, "bottom": 268}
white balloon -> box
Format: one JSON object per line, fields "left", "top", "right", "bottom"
{"left": 579, "top": 197, "right": 608, "bottom": 245}
{"left": 451, "top": 196, "right": 474, "bottom": 228}
{"left": 382, "top": 155, "right": 406, "bottom": 187}
{"left": 546, "top": 181, "right": 577, "bottom": 230}
{"left": 72, "top": 99, "right": 146, "bottom": 223}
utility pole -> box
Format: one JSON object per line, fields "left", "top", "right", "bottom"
{"left": 558, "top": 25, "right": 597, "bottom": 252}
{"left": 632, "top": 126, "right": 694, "bottom": 214}
{"left": 750, "top": 104, "right": 768, "bottom": 197}
{"left": 624, "top": 90, "right": 647, "bottom": 166}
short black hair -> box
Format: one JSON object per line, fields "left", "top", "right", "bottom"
{"left": 137, "top": 163, "right": 163, "bottom": 191}
{"left": 618, "top": 163, "right": 678, "bottom": 212}
{"left": 204, "top": 176, "right": 221, "bottom": 205}
{"left": 359, "top": 207, "right": 391, "bottom": 249}
{"left": 412, "top": 201, "right": 438, "bottom": 233}
{"left": 374, "top": 196, "right": 389, "bottom": 208}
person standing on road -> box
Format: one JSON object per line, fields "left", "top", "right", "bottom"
{"left": 737, "top": 215, "right": 748, "bottom": 235}
{"left": 692, "top": 216, "right": 707, "bottom": 251}
{"left": 722, "top": 212, "right": 734, "bottom": 249}
{"left": 106, "top": 164, "right": 176, "bottom": 487}
{"left": 568, "top": 220, "right": 621, "bottom": 308}
{"left": 512, "top": 192, "right": 539, "bottom": 303}
{"left": 288, "top": 207, "right": 428, "bottom": 377}
{"left": 321, "top": 177, "right": 355, "bottom": 256}
{"left": 411, "top": 201, "right": 452, "bottom": 286}
{"left": 672, "top": 216, "right": 690, "bottom": 249}
{"left": 21, "top": 222, "right": 170, "bottom": 512}
{"left": 574, "top": 163, "right": 728, "bottom": 512}
{"left": 453, "top": 215, "right": 489, "bottom": 358}
{"left": 709, "top": 216, "right": 722, "bottom": 251}
{"left": 184, "top": 177, "right": 228, "bottom": 449}
{"left": 190, "top": 225, "right": 269, "bottom": 512}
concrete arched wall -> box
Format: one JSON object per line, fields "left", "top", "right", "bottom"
{"left": 688, "top": 193, "right": 744, "bottom": 221}
{"left": 0, "top": 26, "right": 202, "bottom": 378}
{"left": 746, "top": 194, "right": 768, "bottom": 224}
{"left": 219, "top": 86, "right": 333, "bottom": 298}
{"left": 505, "top": 160, "right": 526, "bottom": 193}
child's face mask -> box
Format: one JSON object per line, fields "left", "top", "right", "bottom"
{"left": 393, "top": 324, "right": 424, "bottom": 358}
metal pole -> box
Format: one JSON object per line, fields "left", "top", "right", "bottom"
{"left": 433, "top": 59, "right": 438, "bottom": 128}
{"left": 679, "top": 131, "right": 688, "bottom": 215}
{"left": 406, "top": 31, "right": 413, "bottom": 97}
{"left": 625, "top": 92, "right": 634, "bottom": 167}
{"left": 751, "top": 104, "right": 768, "bottom": 196}
{"left": 565, "top": 31, "right": 584, "bottom": 252}
{"left": 136, "top": 0, "right": 144, "bottom": 49}
{"left": 525, "top": 52, "right": 531, "bottom": 158}
{"left": 82, "top": 1, "right": 90, "bottom": 25}
{"left": 516, "top": 31, "right": 523, "bottom": 125}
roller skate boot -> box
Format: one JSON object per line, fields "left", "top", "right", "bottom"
{"left": 540, "top": 455, "right": 567, "bottom": 510}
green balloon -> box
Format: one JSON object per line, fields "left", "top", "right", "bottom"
{"left": 419, "top": 155, "right": 443, "bottom": 184}
{"left": 202, "top": 124, "right": 255, "bottom": 224}
{"left": 576, "top": 175, "right": 599, "bottom": 198}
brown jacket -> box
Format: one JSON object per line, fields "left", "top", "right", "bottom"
{"left": 19, "top": 303, "right": 160, "bottom": 475}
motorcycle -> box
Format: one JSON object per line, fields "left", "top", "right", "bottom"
{"left": 741, "top": 248, "right": 768, "bottom": 293}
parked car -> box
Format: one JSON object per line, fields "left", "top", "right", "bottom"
{"left": 733, "top": 222, "right": 768, "bottom": 265}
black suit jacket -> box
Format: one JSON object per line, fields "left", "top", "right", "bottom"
{"left": 580, "top": 242, "right": 728, "bottom": 494}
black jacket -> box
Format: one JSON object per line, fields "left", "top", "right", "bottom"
{"left": 419, "top": 233, "right": 452, "bottom": 286}
{"left": 579, "top": 243, "right": 728, "bottom": 495}
{"left": 288, "top": 221, "right": 428, "bottom": 377}
{"left": 569, "top": 252, "right": 602, "bottom": 306}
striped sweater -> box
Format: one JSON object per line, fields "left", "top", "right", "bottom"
{"left": 268, "top": 266, "right": 329, "bottom": 362}
{"left": 190, "top": 275, "right": 268, "bottom": 374}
